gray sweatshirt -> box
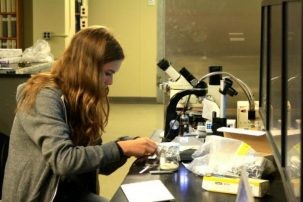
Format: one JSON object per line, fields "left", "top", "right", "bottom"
{"left": 2, "top": 84, "right": 127, "bottom": 202}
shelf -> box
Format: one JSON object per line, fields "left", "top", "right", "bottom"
{"left": 0, "top": 0, "right": 21, "bottom": 49}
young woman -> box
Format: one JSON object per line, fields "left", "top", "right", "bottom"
{"left": 2, "top": 26, "right": 157, "bottom": 202}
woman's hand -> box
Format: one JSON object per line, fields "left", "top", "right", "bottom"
{"left": 116, "top": 137, "right": 157, "bottom": 158}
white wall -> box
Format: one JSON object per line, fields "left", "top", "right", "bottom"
{"left": 32, "top": 0, "right": 75, "bottom": 58}
{"left": 30, "top": 0, "right": 157, "bottom": 98}
{"left": 88, "top": 0, "right": 157, "bottom": 98}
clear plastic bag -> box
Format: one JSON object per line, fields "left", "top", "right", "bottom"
{"left": 158, "top": 142, "right": 180, "bottom": 171}
{"left": 22, "top": 39, "right": 54, "bottom": 63}
{"left": 185, "top": 135, "right": 275, "bottom": 178}
{"left": 184, "top": 154, "right": 210, "bottom": 176}
{"left": 207, "top": 136, "right": 256, "bottom": 177}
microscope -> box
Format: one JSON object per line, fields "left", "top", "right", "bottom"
{"left": 157, "top": 59, "right": 208, "bottom": 141}
{"left": 158, "top": 59, "right": 257, "bottom": 142}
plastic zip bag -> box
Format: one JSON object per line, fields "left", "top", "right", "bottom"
{"left": 22, "top": 39, "right": 54, "bottom": 63}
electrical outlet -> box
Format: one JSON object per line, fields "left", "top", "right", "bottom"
{"left": 43, "top": 32, "right": 52, "bottom": 40}
{"left": 148, "top": 0, "right": 155, "bottom": 5}
{"left": 80, "top": 5, "right": 88, "bottom": 17}
{"left": 80, "top": 18, "right": 88, "bottom": 29}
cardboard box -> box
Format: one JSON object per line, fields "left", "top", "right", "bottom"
{"left": 202, "top": 175, "right": 269, "bottom": 197}
{"left": 217, "top": 127, "right": 272, "bottom": 155}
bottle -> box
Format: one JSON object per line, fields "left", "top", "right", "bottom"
{"left": 179, "top": 113, "right": 189, "bottom": 136}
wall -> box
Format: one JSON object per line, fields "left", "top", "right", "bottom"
{"left": 31, "top": 0, "right": 75, "bottom": 58}
{"left": 88, "top": 0, "right": 157, "bottom": 98}
{"left": 26, "top": 0, "right": 157, "bottom": 98}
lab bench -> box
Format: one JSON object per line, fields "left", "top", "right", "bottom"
{"left": 0, "top": 62, "right": 51, "bottom": 74}
{"left": 111, "top": 130, "right": 287, "bottom": 202}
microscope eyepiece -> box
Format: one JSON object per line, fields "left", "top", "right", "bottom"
{"left": 157, "top": 59, "right": 170, "bottom": 71}
{"left": 157, "top": 58, "right": 181, "bottom": 82}
{"left": 179, "top": 67, "right": 198, "bottom": 86}
{"left": 179, "top": 67, "right": 207, "bottom": 89}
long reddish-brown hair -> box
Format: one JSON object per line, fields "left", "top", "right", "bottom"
{"left": 18, "top": 26, "right": 124, "bottom": 146}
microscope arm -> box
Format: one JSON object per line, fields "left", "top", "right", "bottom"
{"left": 164, "top": 88, "right": 207, "bottom": 142}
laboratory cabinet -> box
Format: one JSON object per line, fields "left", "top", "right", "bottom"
{"left": 259, "top": 0, "right": 302, "bottom": 201}
{"left": 0, "top": 74, "right": 30, "bottom": 136}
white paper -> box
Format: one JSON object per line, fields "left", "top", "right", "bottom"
{"left": 121, "top": 180, "right": 175, "bottom": 202}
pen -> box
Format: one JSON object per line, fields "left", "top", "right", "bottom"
{"left": 139, "top": 165, "right": 151, "bottom": 174}
{"left": 149, "top": 170, "right": 175, "bottom": 174}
